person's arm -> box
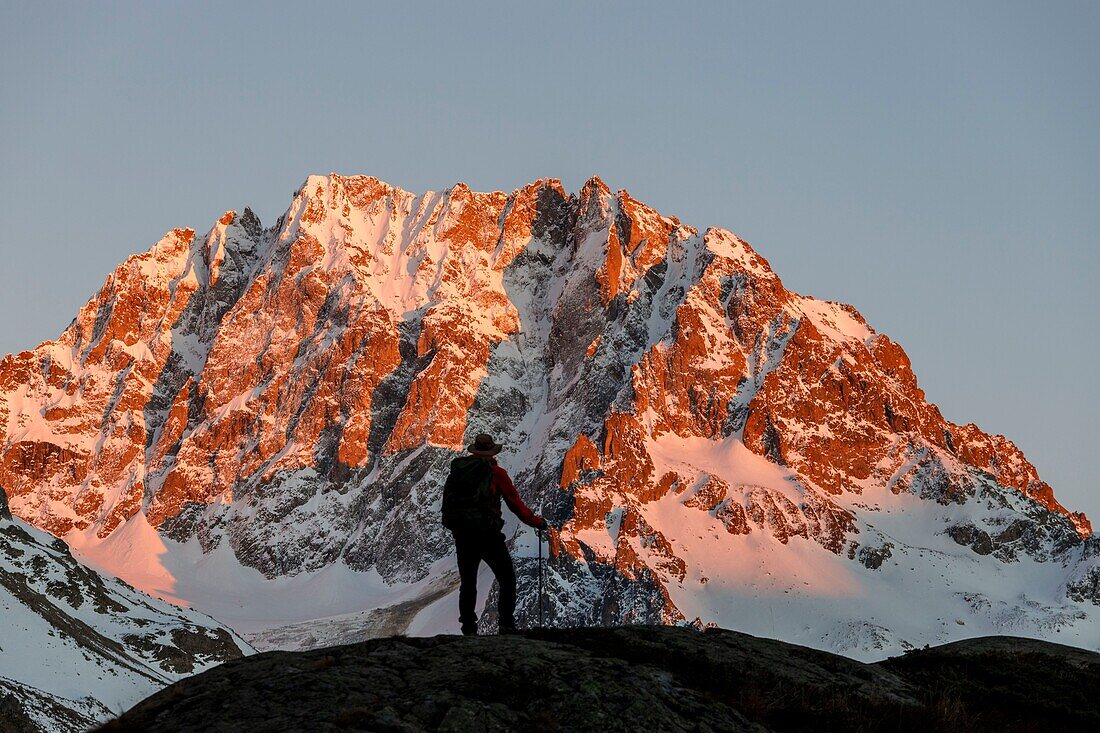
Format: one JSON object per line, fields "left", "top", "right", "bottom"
{"left": 492, "top": 466, "right": 546, "bottom": 529}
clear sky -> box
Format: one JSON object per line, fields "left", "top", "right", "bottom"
{"left": 1, "top": 2, "right": 1097, "bottom": 520}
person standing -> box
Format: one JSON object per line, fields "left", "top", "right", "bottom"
{"left": 441, "top": 433, "right": 547, "bottom": 635}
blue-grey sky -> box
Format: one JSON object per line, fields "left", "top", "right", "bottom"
{"left": 1, "top": 1, "right": 1097, "bottom": 520}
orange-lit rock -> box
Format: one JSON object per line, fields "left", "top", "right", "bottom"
{"left": 0, "top": 170, "right": 1089, "bottom": 630}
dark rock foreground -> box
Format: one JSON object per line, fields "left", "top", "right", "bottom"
{"left": 99, "top": 626, "right": 1099, "bottom": 733}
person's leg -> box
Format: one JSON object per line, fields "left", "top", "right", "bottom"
{"left": 482, "top": 531, "right": 518, "bottom": 630}
{"left": 453, "top": 532, "right": 481, "bottom": 634}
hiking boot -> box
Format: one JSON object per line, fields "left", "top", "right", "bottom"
{"left": 461, "top": 623, "right": 478, "bottom": 636}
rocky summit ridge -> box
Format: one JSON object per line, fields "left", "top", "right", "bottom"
{"left": 0, "top": 173, "right": 1096, "bottom": 661}
{"left": 98, "top": 626, "right": 1100, "bottom": 733}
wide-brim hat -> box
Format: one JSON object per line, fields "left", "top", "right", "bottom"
{"left": 468, "top": 433, "right": 503, "bottom": 456}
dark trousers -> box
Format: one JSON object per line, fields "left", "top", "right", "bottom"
{"left": 453, "top": 530, "right": 517, "bottom": 630}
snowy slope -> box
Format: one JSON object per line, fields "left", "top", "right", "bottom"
{"left": 0, "top": 488, "right": 249, "bottom": 732}
{"left": 0, "top": 174, "right": 1095, "bottom": 663}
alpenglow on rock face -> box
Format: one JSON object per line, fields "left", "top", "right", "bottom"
{"left": 0, "top": 174, "right": 1096, "bottom": 657}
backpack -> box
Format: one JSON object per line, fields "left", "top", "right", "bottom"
{"left": 441, "top": 456, "right": 503, "bottom": 532}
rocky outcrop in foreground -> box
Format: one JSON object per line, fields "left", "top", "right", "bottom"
{"left": 99, "top": 626, "right": 1099, "bottom": 732}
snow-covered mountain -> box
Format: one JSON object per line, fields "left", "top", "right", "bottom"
{"left": 0, "top": 487, "right": 248, "bottom": 732}
{"left": 0, "top": 174, "right": 1096, "bottom": 659}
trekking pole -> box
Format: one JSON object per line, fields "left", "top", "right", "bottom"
{"left": 538, "top": 528, "right": 545, "bottom": 627}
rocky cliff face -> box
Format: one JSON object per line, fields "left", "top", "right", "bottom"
{"left": 0, "top": 497, "right": 248, "bottom": 733}
{"left": 0, "top": 174, "right": 1096, "bottom": 657}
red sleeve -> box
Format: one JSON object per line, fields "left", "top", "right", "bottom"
{"left": 491, "top": 466, "right": 541, "bottom": 527}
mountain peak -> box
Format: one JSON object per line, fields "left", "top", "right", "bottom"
{"left": 0, "top": 171, "right": 1095, "bottom": 672}
{"left": 580, "top": 174, "right": 610, "bottom": 198}
{"left": 239, "top": 207, "right": 263, "bottom": 237}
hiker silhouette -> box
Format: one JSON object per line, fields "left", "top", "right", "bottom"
{"left": 441, "top": 433, "right": 547, "bottom": 635}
